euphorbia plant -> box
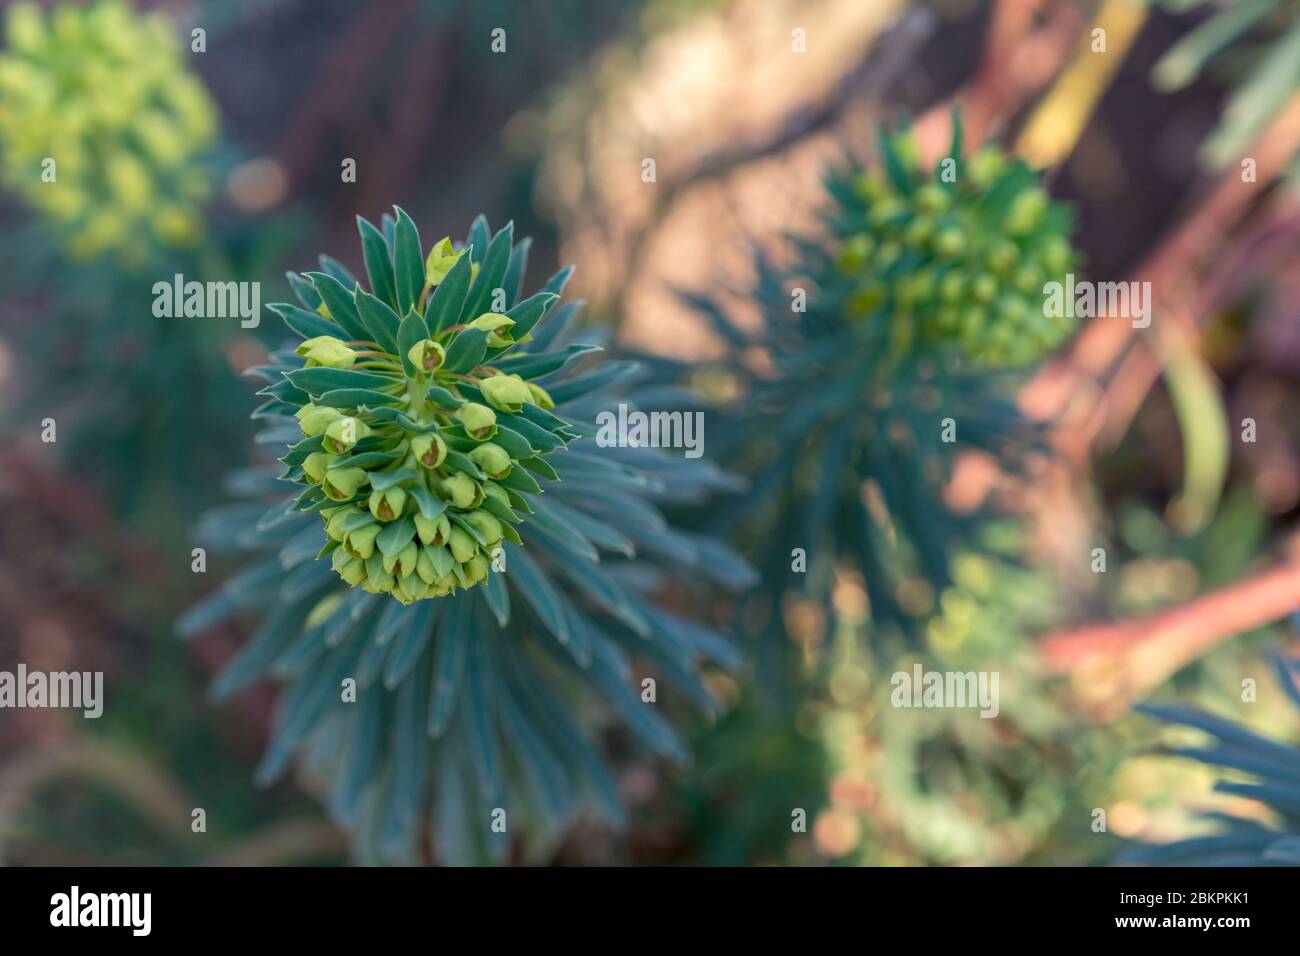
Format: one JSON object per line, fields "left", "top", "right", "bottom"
{"left": 698, "top": 117, "right": 1082, "bottom": 654}
{"left": 182, "top": 211, "right": 753, "bottom": 863}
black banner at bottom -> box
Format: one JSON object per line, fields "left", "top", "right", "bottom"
{"left": 0, "top": 865, "right": 1283, "bottom": 941}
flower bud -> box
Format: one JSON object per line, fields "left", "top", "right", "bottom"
{"left": 456, "top": 402, "right": 498, "bottom": 440}
{"left": 440, "top": 472, "right": 481, "bottom": 510}
{"left": 332, "top": 548, "right": 366, "bottom": 585}
{"left": 364, "top": 566, "right": 395, "bottom": 594}
{"left": 1004, "top": 188, "right": 1048, "bottom": 236}
{"left": 464, "top": 510, "right": 503, "bottom": 546}
{"left": 970, "top": 273, "right": 998, "bottom": 305}
{"left": 468, "top": 442, "right": 512, "bottom": 480}
{"left": 391, "top": 577, "right": 421, "bottom": 605}
{"left": 411, "top": 432, "right": 448, "bottom": 469}
{"left": 448, "top": 526, "right": 477, "bottom": 564}
{"left": 325, "top": 507, "right": 357, "bottom": 541}
{"left": 482, "top": 481, "right": 510, "bottom": 508}
{"left": 415, "top": 548, "right": 439, "bottom": 584}
{"left": 345, "top": 522, "right": 382, "bottom": 559}
{"left": 407, "top": 339, "right": 446, "bottom": 374}
{"left": 987, "top": 239, "right": 1019, "bottom": 274}
{"left": 323, "top": 416, "right": 370, "bottom": 454}
{"left": 368, "top": 486, "right": 408, "bottom": 522}
{"left": 469, "top": 312, "right": 516, "bottom": 347}
{"left": 480, "top": 373, "right": 532, "bottom": 413}
{"left": 915, "top": 183, "right": 950, "bottom": 214}
{"left": 525, "top": 382, "right": 554, "bottom": 410}
{"left": 424, "top": 237, "right": 461, "bottom": 286}
{"left": 932, "top": 229, "right": 965, "bottom": 258}
{"left": 296, "top": 335, "right": 357, "bottom": 369}
{"left": 339, "top": 555, "right": 367, "bottom": 586}
{"left": 414, "top": 511, "right": 450, "bottom": 546}
{"left": 464, "top": 553, "right": 489, "bottom": 585}
{"left": 295, "top": 403, "right": 343, "bottom": 437}
{"left": 322, "top": 466, "right": 368, "bottom": 501}
{"left": 383, "top": 540, "right": 419, "bottom": 578}
{"left": 302, "top": 451, "right": 335, "bottom": 484}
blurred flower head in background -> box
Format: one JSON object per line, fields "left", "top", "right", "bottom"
{"left": 0, "top": 0, "right": 217, "bottom": 264}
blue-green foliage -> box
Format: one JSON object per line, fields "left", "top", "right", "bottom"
{"left": 1122, "top": 646, "right": 1300, "bottom": 866}
{"left": 180, "top": 213, "right": 754, "bottom": 863}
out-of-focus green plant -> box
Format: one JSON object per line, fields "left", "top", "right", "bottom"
{"left": 1152, "top": 0, "right": 1300, "bottom": 176}
{"left": 810, "top": 530, "right": 1120, "bottom": 866}
{"left": 691, "top": 118, "right": 1081, "bottom": 663}
{"left": 181, "top": 212, "right": 754, "bottom": 864}
{"left": 0, "top": 0, "right": 217, "bottom": 265}
{"left": 1121, "top": 645, "right": 1300, "bottom": 865}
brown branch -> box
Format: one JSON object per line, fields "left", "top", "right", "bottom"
{"left": 1039, "top": 556, "right": 1300, "bottom": 712}
{"left": 1020, "top": 93, "right": 1300, "bottom": 447}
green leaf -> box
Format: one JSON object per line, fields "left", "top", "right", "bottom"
{"left": 458, "top": 222, "right": 512, "bottom": 325}
{"left": 370, "top": 468, "right": 418, "bottom": 491}
{"left": 397, "top": 308, "right": 430, "bottom": 376}
{"left": 330, "top": 450, "right": 400, "bottom": 470}
{"left": 377, "top": 516, "right": 417, "bottom": 556}
{"left": 316, "top": 388, "right": 405, "bottom": 408}
{"left": 502, "top": 235, "right": 531, "bottom": 308}
{"left": 269, "top": 302, "right": 337, "bottom": 341}
{"left": 442, "top": 327, "right": 489, "bottom": 375}
{"left": 282, "top": 434, "right": 324, "bottom": 466}
{"left": 354, "top": 289, "right": 402, "bottom": 354}
{"left": 306, "top": 272, "right": 370, "bottom": 343}
{"left": 393, "top": 207, "right": 424, "bottom": 316}
{"left": 358, "top": 216, "right": 399, "bottom": 310}
{"left": 521, "top": 456, "right": 559, "bottom": 482}
{"left": 499, "top": 465, "right": 543, "bottom": 496}
{"left": 479, "top": 493, "right": 521, "bottom": 525}
{"left": 482, "top": 570, "right": 510, "bottom": 626}
{"left": 318, "top": 255, "right": 358, "bottom": 289}
{"left": 384, "top": 600, "right": 437, "bottom": 689}
{"left": 495, "top": 343, "right": 601, "bottom": 379}
{"left": 429, "top": 598, "right": 471, "bottom": 735}
{"left": 425, "top": 248, "right": 474, "bottom": 334}
{"left": 1152, "top": 0, "right": 1280, "bottom": 92}
{"left": 466, "top": 216, "right": 491, "bottom": 265}
{"left": 425, "top": 384, "right": 466, "bottom": 408}
{"left": 504, "top": 546, "right": 570, "bottom": 646}
{"left": 504, "top": 291, "right": 558, "bottom": 342}
{"left": 498, "top": 414, "right": 563, "bottom": 452}
{"left": 287, "top": 272, "right": 322, "bottom": 311}
{"left": 545, "top": 361, "right": 639, "bottom": 404}
{"left": 444, "top": 450, "right": 485, "bottom": 480}
{"left": 491, "top": 425, "right": 535, "bottom": 459}
{"left": 541, "top": 265, "right": 574, "bottom": 299}
{"left": 464, "top": 629, "right": 505, "bottom": 803}
{"left": 286, "top": 367, "right": 399, "bottom": 396}
{"left": 408, "top": 484, "right": 447, "bottom": 519}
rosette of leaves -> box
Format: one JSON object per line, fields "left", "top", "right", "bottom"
{"left": 693, "top": 118, "right": 1081, "bottom": 660}
{"left": 1151, "top": 0, "right": 1300, "bottom": 176}
{"left": 0, "top": 0, "right": 217, "bottom": 264}
{"left": 1120, "top": 648, "right": 1300, "bottom": 866}
{"left": 180, "top": 212, "right": 754, "bottom": 863}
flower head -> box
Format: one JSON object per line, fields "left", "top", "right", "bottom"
{"left": 0, "top": 0, "right": 217, "bottom": 263}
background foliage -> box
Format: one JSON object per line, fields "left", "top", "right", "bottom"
{"left": 1, "top": 0, "right": 1298, "bottom": 866}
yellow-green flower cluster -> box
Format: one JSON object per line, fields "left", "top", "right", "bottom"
{"left": 836, "top": 131, "right": 1081, "bottom": 367}
{"left": 0, "top": 0, "right": 217, "bottom": 262}
{"left": 283, "top": 233, "right": 564, "bottom": 604}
